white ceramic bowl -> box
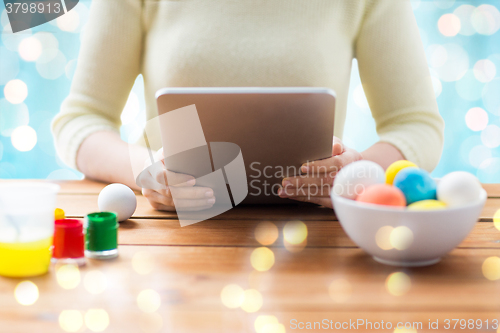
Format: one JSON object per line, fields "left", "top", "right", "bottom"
{"left": 331, "top": 189, "right": 487, "bottom": 267}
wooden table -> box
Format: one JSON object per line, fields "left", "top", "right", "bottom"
{"left": 1, "top": 180, "right": 500, "bottom": 333}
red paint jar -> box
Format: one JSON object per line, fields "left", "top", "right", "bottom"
{"left": 52, "top": 219, "right": 85, "bottom": 266}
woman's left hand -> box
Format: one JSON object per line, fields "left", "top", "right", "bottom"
{"left": 277, "top": 136, "right": 363, "bottom": 208}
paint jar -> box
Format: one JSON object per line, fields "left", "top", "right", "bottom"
{"left": 52, "top": 219, "right": 85, "bottom": 266}
{"left": 85, "top": 212, "right": 118, "bottom": 259}
{"left": 0, "top": 183, "right": 60, "bottom": 277}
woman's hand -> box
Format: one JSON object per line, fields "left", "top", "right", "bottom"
{"left": 277, "top": 137, "right": 362, "bottom": 208}
{"left": 141, "top": 149, "right": 216, "bottom": 211}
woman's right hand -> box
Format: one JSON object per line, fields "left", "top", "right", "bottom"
{"left": 141, "top": 149, "right": 216, "bottom": 211}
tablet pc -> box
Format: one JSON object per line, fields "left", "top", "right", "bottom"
{"left": 155, "top": 87, "right": 335, "bottom": 204}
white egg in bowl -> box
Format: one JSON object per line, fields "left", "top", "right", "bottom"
{"left": 330, "top": 188, "right": 487, "bottom": 267}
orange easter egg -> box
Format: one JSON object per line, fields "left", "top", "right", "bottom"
{"left": 356, "top": 184, "right": 406, "bottom": 207}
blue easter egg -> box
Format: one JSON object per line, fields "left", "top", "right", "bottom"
{"left": 393, "top": 168, "right": 437, "bottom": 205}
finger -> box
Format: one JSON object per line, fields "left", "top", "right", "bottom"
{"left": 300, "top": 156, "right": 343, "bottom": 175}
{"left": 283, "top": 175, "right": 334, "bottom": 189}
{"left": 286, "top": 196, "right": 333, "bottom": 208}
{"left": 332, "top": 137, "right": 344, "bottom": 156}
{"left": 301, "top": 148, "right": 361, "bottom": 175}
{"left": 169, "top": 186, "right": 214, "bottom": 200}
{"left": 149, "top": 202, "right": 176, "bottom": 212}
{"left": 156, "top": 169, "right": 196, "bottom": 186}
{"left": 172, "top": 197, "right": 216, "bottom": 210}
{"left": 145, "top": 190, "right": 174, "bottom": 207}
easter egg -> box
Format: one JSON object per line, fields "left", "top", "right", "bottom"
{"left": 407, "top": 200, "right": 446, "bottom": 211}
{"left": 385, "top": 160, "right": 418, "bottom": 185}
{"left": 333, "top": 161, "right": 385, "bottom": 199}
{"left": 393, "top": 168, "right": 437, "bottom": 205}
{"left": 356, "top": 184, "right": 406, "bottom": 207}
{"left": 98, "top": 183, "right": 137, "bottom": 222}
{"left": 437, "top": 171, "right": 482, "bottom": 207}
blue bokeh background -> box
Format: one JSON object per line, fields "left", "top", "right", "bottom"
{"left": 0, "top": 0, "right": 499, "bottom": 182}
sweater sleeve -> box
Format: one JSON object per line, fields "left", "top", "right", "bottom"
{"left": 355, "top": 0, "right": 445, "bottom": 172}
{"left": 51, "top": 0, "right": 143, "bottom": 170}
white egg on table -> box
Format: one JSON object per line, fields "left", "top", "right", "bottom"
{"left": 332, "top": 160, "right": 385, "bottom": 199}
{"left": 98, "top": 183, "right": 137, "bottom": 222}
{"left": 437, "top": 171, "right": 482, "bottom": 207}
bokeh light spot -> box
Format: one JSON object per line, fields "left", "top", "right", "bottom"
{"left": 14, "top": 281, "right": 38, "bottom": 306}
{"left": 18, "top": 36, "right": 42, "bottom": 62}
{"left": 137, "top": 289, "right": 161, "bottom": 313}
{"left": 493, "top": 209, "right": 500, "bottom": 231}
{"left": 427, "top": 44, "right": 447, "bottom": 68}
{"left": 283, "top": 221, "right": 308, "bottom": 245}
{"left": 471, "top": 5, "right": 500, "bottom": 35}
{"left": 57, "top": 10, "right": 80, "bottom": 32}
{"left": 438, "top": 13, "right": 461, "bottom": 37}
{"left": 385, "top": 272, "right": 411, "bottom": 296}
{"left": 11, "top": 125, "right": 37, "bottom": 152}
{"left": 241, "top": 289, "right": 263, "bottom": 313}
{"left": 469, "top": 145, "right": 492, "bottom": 168}
{"left": 465, "top": 107, "right": 489, "bottom": 131}
{"left": 482, "top": 256, "right": 500, "bottom": 280}
{"left": 250, "top": 247, "right": 275, "bottom": 272}
{"left": 474, "top": 59, "right": 496, "bottom": 83}
{"left": 454, "top": 4, "right": 477, "bottom": 36}
{"left": 434, "top": 44, "right": 469, "bottom": 82}
{"left": 254, "top": 221, "right": 279, "bottom": 246}
{"left": 84, "top": 309, "right": 109, "bottom": 332}
{"left": 390, "top": 226, "right": 414, "bottom": 251}
{"left": 220, "top": 284, "right": 244, "bottom": 309}
{"left": 83, "top": 270, "right": 107, "bottom": 295}
{"left": 36, "top": 48, "right": 67, "bottom": 80}
{"left": 56, "top": 264, "right": 81, "bottom": 290}
{"left": 132, "top": 251, "right": 155, "bottom": 275}
{"left": 328, "top": 278, "right": 352, "bottom": 303}
{"left": 376, "top": 226, "right": 394, "bottom": 250}
{"left": 4, "top": 79, "right": 28, "bottom": 104}
{"left": 59, "top": 310, "right": 83, "bottom": 332}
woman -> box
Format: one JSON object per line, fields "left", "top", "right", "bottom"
{"left": 52, "top": 0, "right": 444, "bottom": 211}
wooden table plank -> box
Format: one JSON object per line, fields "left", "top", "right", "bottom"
{"left": 117, "top": 218, "right": 500, "bottom": 249}
{"left": 2, "top": 245, "right": 500, "bottom": 333}
{"left": 57, "top": 194, "right": 337, "bottom": 221}
{"left": 57, "top": 194, "right": 499, "bottom": 221}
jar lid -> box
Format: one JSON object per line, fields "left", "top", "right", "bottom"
{"left": 85, "top": 212, "right": 118, "bottom": 252}
{"left": 86, "top": 212, "right": 118, "bottom": 230}
{"left": 53, "top": 219, "right": 84, "bottom": 259}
